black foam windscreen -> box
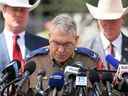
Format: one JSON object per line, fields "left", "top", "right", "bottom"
{"left": 1, "top": 60, "right": 21, "bottom": 84}
{"left": 37, "top": 70, "right": 46, "bottom": 77}
{"left": 102, "top": 72, "right": 113, "bottom": 84}
{"left": 2, "top": 60, "right": 21, "bottom": 74}
{"left": 89, "top": 69, "right": 100, "bottom": 84}
{"left": 24, "top": 61, "right": 36, "bottom": 75}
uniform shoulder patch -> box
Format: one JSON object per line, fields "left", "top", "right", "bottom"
{"left": 26, "top": 47, "right": 49, "bottom": 60}
{"left": 75, "top": 47, "right": 99, "bottom": 61}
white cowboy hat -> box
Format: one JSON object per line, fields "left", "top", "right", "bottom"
{"left": 86, "top": 0, "right": 128, "bottom": 20}
{"left": 0, "top": 0, "right": 41, "bottom": 11}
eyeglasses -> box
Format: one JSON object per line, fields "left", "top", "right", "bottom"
{"left": 50, "top": 41, "right": 74, "bottom": 48}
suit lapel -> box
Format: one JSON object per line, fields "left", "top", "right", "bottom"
{"left": 24, "top": 32, "right": 31, "bottom": 59}
{"left": 92, "top": 35, "right": 108, "bottom": 69}
{"left": 121, "top": 34, "right": 128, "bottom": 63}
{"left": 0, "top": 33, "right": 10, "bottom": 70}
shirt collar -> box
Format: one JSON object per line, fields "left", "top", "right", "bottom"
{"left": 100, "top": 32, "right": 122, "bottom": 50}
{"left": 3, "top": 29, "right": 25, "bottom": 39}
{"left": 112, "top": 33, "right": 122, "bottom": 49}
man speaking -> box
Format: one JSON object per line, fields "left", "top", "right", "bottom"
{"left": 26, "top": 14, "right": 103, "bottom": 95}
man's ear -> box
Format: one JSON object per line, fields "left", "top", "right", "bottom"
{"left": 0, "top": 5, "right": 2, "bottom": 11}
{"left": 75, "top": 35, "right": 79, "bottom": 43}
{"left": 48, "top": 32, "right": 51, "bottom": 38}
{"left": 121, "top": 17, "right": 124, "bottom": 25}
{"left": 1, "top": 5, "right": 6, "bottom": 12}
{"left": 97, "top": 20, "right": 101, "bottom": 29}
{"left": 1, "top": 5, "right": 6, "bottom": 18}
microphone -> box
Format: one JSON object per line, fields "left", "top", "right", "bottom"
{"left": 48, "top": 71, "right": 64, "bottom": 90}
{"left": 65, "top": 61, "right": 87, "bottom": 82}
{"left": 64, "top": 65, "right": 80, "bottom": 75}
{"left": 35, "top": 70, "right": 46, "bottom": 96}
{"left": 114, "top": 64, "right": 128, "bottom": 92}
{"left": 102, "top": 72, "right": 113, "bottom": 96}
{"left": 117, "top": 72, "right": 128, "bottom": 92}
{"left": 74, "top": 62, "right": 87, "bottom": 96}
{"left": 88, "top": 69, "right": 102, "bottom": 96}
{"left": 105, "top": 55, "right": 120, "bottom": 69}
{"left": 48, "top": 71, "right": 64, "bottom": 96}
{"left": 64, "top": 61, "right": 86, "bottom": 75}
{"left": 16, "top": 61, "right": 36, "bottom": 92}
{"left": 64, "top": 65, "right": 78, "bottom": 96}
{"left": 64, "top": 61, "right": 87, "bottom": 96}
{"left": 64, "top": 61, "right": 82, "bottom": 84}
{"left": 64, "top": 61, "right": 87, "bottom": 87}
{"left": 122, "top": 72, "right": 128, "bottom": 83}
{"left": 0, "top": 60, "right": 21, "bottom": 85}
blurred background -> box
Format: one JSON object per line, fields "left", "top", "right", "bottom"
{"left": 0, "top": 0, "right": 128, "bottom": 45}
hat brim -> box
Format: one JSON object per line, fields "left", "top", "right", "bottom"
{"left": 0, "top": 0, "right": 40, "bottom": 11}
{"left": 3, "top": 3, "right": 32, "bottom": 8}
{"left": 86, "top": 3, "right": 128, "bottom": 20}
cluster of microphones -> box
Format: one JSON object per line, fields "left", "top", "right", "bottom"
{"left": 35, "top": 55, "right": 128, "bottom": 96}
{"left": 0, "top": 60, "right": 36, "bottom": 96}
{"left": 0, "top": 54, "right": 128, "bottom": 96}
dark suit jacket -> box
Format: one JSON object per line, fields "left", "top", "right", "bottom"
{"left": 83, "top": 33, "right": 128, "bottom": 69}
{"left": 0, "top": 32, "right": 49, "bottom": 71}
{"left": 25, "top": 32, "right": 48, "bottom": 51}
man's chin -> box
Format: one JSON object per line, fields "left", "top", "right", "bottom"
{"left": 55, "top": 58, "right": 68, "bottom": 64}
{"left": 12, "top": 25, "right": 25, "bottom": 32}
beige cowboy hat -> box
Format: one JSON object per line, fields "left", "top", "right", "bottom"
{"left": 86, "top": 0, "right": 128, "bottom": 20}
{"left": 0, "top": 0, "right": 41, "bottom": 11}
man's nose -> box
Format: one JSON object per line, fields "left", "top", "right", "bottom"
{"left": 15, "top": 10, "right": 21, "bottom": 16}
{"left": 57, "top": 45, "right": 65, "bottom": 53}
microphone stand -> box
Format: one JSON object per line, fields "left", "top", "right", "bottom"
{"left": 52, "top": 88, "right": 58, "bottom": 96}
{"left": 63, "top": 80, "right": 75, "bottom": 96}
{"left": 35, "top": 76, "right": 44, "bottom": 96}
{"left": 106, "top": 81, "right": 112, "bottom": 96}
{"left": 1, "top": 78, "right": 21, "bottom": 96}
{"left": 75, "top": 86, "right": 86, "bottom": 96}
{"left": 93, "top": 83, "right": 102, "bottom": 96}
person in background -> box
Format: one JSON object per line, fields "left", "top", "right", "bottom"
{"left": 0, "top": 0, "right": 48, "bottom": 95}
{"left": 0, "top": 0, "right": 48, "bottom": 72}
{"left": 85, "top": 0, "right": 128, "bottom": 69}
{"left": 84, "top": 0, "right": 128, "bottom": 95}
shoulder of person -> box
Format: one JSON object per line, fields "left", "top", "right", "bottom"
{"left": 122, "top": 33, "right": 128, "bottom": 40}
{"left": 27, "top": 47, "right": 49, "bottom": 60}
{"left": 75, "top": 47, "right": 99, "bottom": 61}
{"left": 0, "top": 32, "right": 4, "bottom": 38}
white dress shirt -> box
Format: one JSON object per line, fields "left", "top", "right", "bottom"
{"left": 100, "top": 32, "right": 122, "bottom": 61}
{"left": 3, "top": 29, "right": 26, "bottom": 61}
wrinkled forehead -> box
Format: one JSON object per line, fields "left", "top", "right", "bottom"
{"left": 49, "top": 23, "right": 77, "bottom": 38}
{"left": 52, "top": 25, "right": 75, "bottom": 34}
{"left": 49, "top": 27, "right": 77, "bottom": 43}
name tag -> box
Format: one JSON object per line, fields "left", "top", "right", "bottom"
{"left": 75, "top": 76, "right": 87, "bottom": 86}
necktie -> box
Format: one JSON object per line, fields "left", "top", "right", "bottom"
{"left": 108, "top": 42, "right": 115, "bottom": 70}
{"left": 13, "top": 35, "right": 25, "bottom": 73}
{"left": 109, "top": 43, "right": 115, "bottom": 57}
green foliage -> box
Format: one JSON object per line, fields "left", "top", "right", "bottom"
{"left": 38, "top": 0, "right": 128, "bottom": 26}
{"left": 40, "top": 0, "right": 88, "bottom": 13}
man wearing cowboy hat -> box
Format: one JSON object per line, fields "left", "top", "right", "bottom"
{"left": 0, "top": 0, "right": 48, "bottom": 70}
{"left": 0, "top": 0, "right": 48, "bottom": 95}
{"left": 84, "top": 0, "right": 128, "bottom": 95}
